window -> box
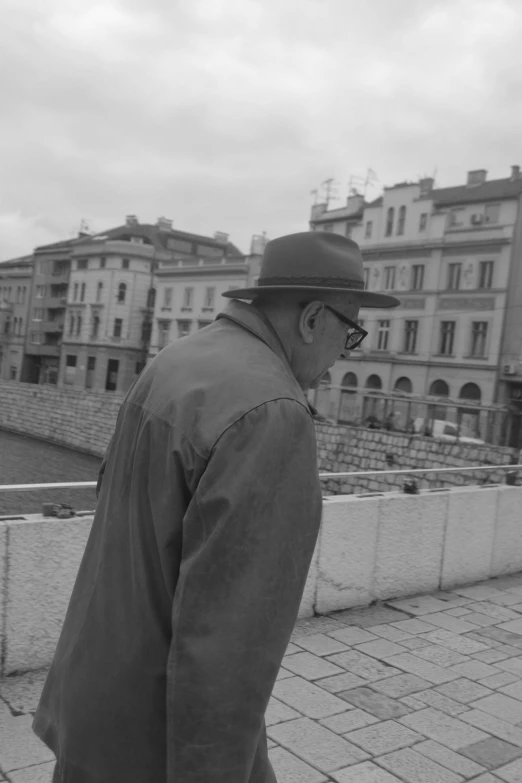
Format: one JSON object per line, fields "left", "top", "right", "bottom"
{"left": 177, "top": 320, "right": 191, "bottom": 338}
{"left": 73, "top": 283, "right": 79, "bottom": 302}
{"left": 36, "top": 285, "right": 45, "bottom": 299}
{"left": 485, "top": 204, "right": 500, "bottom": 224}
{"left": 158, "top": 321, "right": 170, "bottom": 349}
{"left": 439, "top": 321, "right": 456, "bottom": 355}
{"left": 22, "top": 286, "right": 27, "bottom": 303}
{"left": 411, "top": 264, "right": 425, "bottom": 290}
{"left": 80, "top": 282, "right": 86, "bottom": 302}
{"left": 167, "top": 238, "right": 192, "bottom": 253}
{"left": 69, "top": 315, "right": 75, "bottom": 336}
{"left": 64, "top": 355, "right": 77, "bottom": 385}
{"left": 100, "top": 257, "right": 106, "bottom": 269}
{"left": 384, "top": 266, "right": 396, "bottom": 290}
{"left": 397, "top": 205, "right": 406, "bottom": 235}
{"left": 113, "top": 318, "right": 123, "bottom": 338}
{"left": 446, "top": 263, "right": 462, "bottom": 290}
{"left": 32, "top": 308, "right": 44, "bottom": 321}
{"left": 449, "top": 208, "right": 464, "bottom": 227}
{"left": 365, "top": 221, "right": 373, "bottom": 239}
{"left": 182, "top": 287, "right": 194, "bottom": 309}
{"left": 30, "top": 331, "right": 41, "bottom": 344}
{"left": 18, "top": 317, "right": 23, "bottom": 335}
{"left": 377, "top": 320, "right": 390, "bottom": 350}
{"left": 404, "top": 320, "right": 418, "bottom": 353}
{"left": 122, "top": 258, "right": 130, "bottom": 269}
{"left": 163, "top": 287, "right": 173, "bottom": 308}
{"left": 478, "top": 260, "right": 494, "bottom": 289}
{"left": 419, "top": 213, "right": 428, "bottom": 231}
{"left": 344, "top": 223, "right": 352, "bottom": 238}
{"left": 363, "top": 268, "right": 370, "bottom": 289}
{"left": 135, "top": 361, "right": 145, "bottom": 375}
{"left": 77, "top": 259, "right": 88, "bottom": 270}
{"left": 76, "top": 315, "right": 82, "bottom": 336}
{"left": 470, "top": 321, "right": 488, "bottom": 357}
{"left": 96, "top": 281, "right": 103, "bottom": 302}
{"left": 10, "top": 366, "right": 16, "bottom": 380}
{"left": 204, "top": 287, "right": 215, "bottom": 309}
{"left": 117, "top": 282, "right": 127, "bottom": 303}
{"left": 92, "top": 314, "right": 100, "bottom": 339}
{"left": 85, "top": 357, "right": 96, "bottom": 389}
{"left": 16, "top": 287, "right": 21, "bottom": 303}
{"left": 105, "top": 359, "right": 119, "bottom": 392}
{"left": 385, "top": 207, "right": 395, "bottom": 237}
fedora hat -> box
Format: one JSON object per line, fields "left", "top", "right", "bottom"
{"left": 223, "top": 231, "right": 400, "bottom": 308}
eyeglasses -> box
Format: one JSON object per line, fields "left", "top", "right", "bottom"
{"left": 322, "top": 305, "right": 368, "bottom": 351}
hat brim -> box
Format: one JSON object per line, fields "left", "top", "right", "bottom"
{"left": 222, "top": 286, "right": 401, "bottom": 309}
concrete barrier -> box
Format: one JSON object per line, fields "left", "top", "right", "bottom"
{"left": 1, "top": 485, "right": 521, "bottom": 676}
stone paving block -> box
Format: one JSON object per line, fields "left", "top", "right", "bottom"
{"left": 376, "top": 746, "right": 465, "bottom": 783}
{"left": 498, "top": 620, "right": 522, "bottom": 637}
{"left": 454, "top": 586, "right": 511, "bottom": 602}
{"left": 413, "top": 689, "right": 471, "bottom": 716}
{"left": 473, "top": 694, "right": 522, "bottom": 725}
{"left": 282, "top": 652, "right": 346, "bottom": 680}
{"left": 445, "top": 607, "right": 473, "bottom": 616}
{"left": 268, "top": 746, "right": 328, "bottom": 783}
{"left": 276, "top": 667, "right": 294, "bottom": 680}
{"left": 354, "top": 640, "right": 406, "bottom": 661}
{"left": 474, "top": 628, "right": 522, "bottom": 647}
{"left": 448, "top": 660, "right": 502, "bottom": 680}
{"left": 398, "top": 637, "right": 433, "bottom": 651}
{"left": 490, "top": 593, "right": 522, "bottom": 607}
{"left": 286, "top": 643, "right": 302, "bottom": 655}
{"left": 320, "top": 709, "right": 379, "bottom": 734}
{"left": 415, "top": 739, "right": 487, "bottom": 778}
{"left": 338, "top": 687, "right": 412, "bottom": 720}
{"left": 460, "top": 737, "right": 522, "bottom": 770}
{"left": 8, "top": 762, "right": 56, "bottom": 783}
{"left": 419, "top": 612, "right": 481, "bottom": 634}
{"left": 315, "top": 672, "right": 368, "bottom": 693}
{"left": 465, "top": 613, "right": 504, "bottom": 628}
{"left": 399, "top": 695, "right": 425, "bottom": 711}
{"left": 367, "top": 674, "right": 431, "bottom": 699}
{"left": 421, "top": 629, "right": 490, "bottom": 655}
{"left": 267, "top": 739, "right": 277, "bottom": 748}
{"left": 330, "top": 606, "right": 410, "bottom": 628}
{"left": 461, "top": 710, "right": 522, "bottom": 748}
{"left": 495, "top": 757, "right": 522, "bottom": 781}
{"left": 294, "top": 633, "right": 351, "bottom": 657}
{"left": 0, "top": 701, "right": 55, "bottom": 772}
{"left": 431, "top": 591, "right": 475, "bottom": 606}
{"left": 328, "top": 627, "right": 380, "bottom": 646}
{"left": 266, "top": 697, "right": 302, "bottom": 726}
{"left": 268, "top": 717, "right": 370, "bottom": 773}
{"left": 273, "top": 677, "right": 349, "bottom": 719}
{"left": 481, "top": 672, "right": 521, "bottom": 690}
{"left": 325, "top": 651, "right": 401, "bottom": 682}
{"left": 498, "top": 681, "right": 522, "bottom": 702}
{"left": 0, "top": 669, "right": 48, "bottom": 715}
{"left": 384, "top": 652, "right": 460, "bottom": 684}
{"left": 435, "top": 678, "right": 494, "bottom": 704}
{"left": 331, "top": 761, "right": 404, "bottom": 782}
{"left": 366, "top": 624, "right": 414, "bottom": 643}
{"left": 496, "top": 645, "right": 522, "bottom": 657}
{"left": 467, "top": 775, "right": 506, "bottom": 782}
{"left": 392, "top": 618, "right": 440, "bottom": 634}
{"left": 292, "top": 617, "right": 347, "bottom": 639}
{"left": 497, "top": 659, "right": 522, "bottom": 676}
{"left": 473, "top": 650, "right": 513, "bottom": 665}
{"left": 387, "top": 596, "right": 453, "bottom": 616}
{"left": 399, "top": 708, "right": 490, "bottom": 749}
{"left": 511, "top": 605, "right": 522, "bottom": 613}
{"left": 413, "top": 644, "right": 470, "bottom": 668}
{"left": 344, "top": 719, "right": 422, "bottom": 756}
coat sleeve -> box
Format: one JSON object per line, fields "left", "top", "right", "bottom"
{"left": 166, "top": 398, "right": 323, "bottom": 782}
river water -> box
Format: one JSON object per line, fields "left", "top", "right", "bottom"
{"left": 0, "top": 429, "right": 102, "bottom": 516}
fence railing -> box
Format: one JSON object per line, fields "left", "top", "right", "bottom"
{"left": 309, "top": 384, "right": 522, "bottom": 449}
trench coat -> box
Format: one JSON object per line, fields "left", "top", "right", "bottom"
{"left": 32, "top": 298, "right": 323, "bottom": 783}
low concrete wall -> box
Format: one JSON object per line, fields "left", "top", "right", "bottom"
{"left": 1, "top": 485, "right": 521, "bottom": 676}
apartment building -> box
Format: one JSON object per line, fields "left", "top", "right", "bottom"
{"left": 309, "top": 166, "right": 522, "bottom": 422}
{"left": 0, "top": 256, "right": 33, "bottom": 381}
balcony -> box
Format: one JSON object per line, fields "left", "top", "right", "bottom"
{"left": 42, "top": 320, "right": 64, "bottom": 333}
{"left": 24, "top": 343, "right": 61, "bottom": 356}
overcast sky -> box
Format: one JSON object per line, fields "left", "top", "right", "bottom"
{"left": 2, "top": 0, "right": 522, "bottom": 260}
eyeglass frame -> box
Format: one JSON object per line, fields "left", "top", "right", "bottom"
{"left": 299, "top": 302, "right": 368, "bottom": 351}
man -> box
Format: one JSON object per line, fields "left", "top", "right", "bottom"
{"left": 33, "top": 231, "right": 399, "bottom": 782}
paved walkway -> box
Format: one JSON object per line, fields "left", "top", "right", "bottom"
{"left": 6, "top": 575, "right": 522, "bottom": 781}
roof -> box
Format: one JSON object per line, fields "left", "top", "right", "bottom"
{"left": 429, "top": 177, "right": 522, "bottom": 206}
{"left": 311, "top": 203, "right": 367, "bottom": 224}
{"left": 0, "top": 254, "right": 33, "bottom": 269}
{"left": 365, "top": 196, "right": 383, "bottom": 208}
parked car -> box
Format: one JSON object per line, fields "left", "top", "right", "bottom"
{"left": 413, "top": 418, "right": 485, "bottom": 444}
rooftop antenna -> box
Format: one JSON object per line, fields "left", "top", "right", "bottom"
{"left": 321, "top": 178, "right": 340, "bottom": 210}
{"left": 348, "top": 168, "right": 378, "bottom": 199}
{"left": 310, "top": 188, "right": 319, "bottom": 205}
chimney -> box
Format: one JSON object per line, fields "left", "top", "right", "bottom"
{"left": 346, "top": 191, "right": 365, "bottom": 213}
{"left": 213, "top": 231, "right": 229, "bottom": 243}
{"left": 310, "top": 203, "right": 327, "bottom": 221}
{"left": 467, "top": 170, "right": 487, "bottom": 187}
{"left": 125, "top": 214, "right": 139, "bottom": 227}
{"left": 156, "top": 216, "right": 173, "bottom": 232}
{"left": 250, "top": 233, "right": 269, "bottom": 255}
{"left": 419, "top": 177, "right": 434, "bottom": 196}
{"left": 511, "top": 165, "right": 520, "bottom": 181}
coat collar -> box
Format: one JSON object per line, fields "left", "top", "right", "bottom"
{"left": 216, "top": 299, "right": 319, "bottom": 418}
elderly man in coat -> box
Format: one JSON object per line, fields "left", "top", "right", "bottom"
{"left": 33, "top": 231, "right": 399, "bottom": 782}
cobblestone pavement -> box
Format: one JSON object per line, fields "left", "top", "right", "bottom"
{"left": 7, "top": 574, "right": 522, "bottom": 781}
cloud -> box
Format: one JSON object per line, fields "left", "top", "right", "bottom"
{"left": 1, "top": 0, "right": 522, "bottom": 260}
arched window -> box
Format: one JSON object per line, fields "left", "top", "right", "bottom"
{"left": 92, "top": 314, "right": 100, "bottom": 339}
{"left": 394, "top": 376, "right": 412, "bottom": 394}
{"left": 342, "top": 371, "right": 357, "bottom": 390}
{"left": 397, "top": 206, "right": 406, "bottom": 235}
{"left": 365, "top": 374, "right": 382, "bottom": 390}
{"left": 385, "top": 208, "right": 395, "bottom": 237}
{"left": 96, "top": 281, "right": 103, "bottom": 303}
{"left": 69, "top": 315, "right": 75, "bottom": 336}
{"left": 339, "top": 372, "right": 358, "bottom": 423}
{"left": 459, "top": 382, "right": 481, "bottom": 402}
{"left": 429, "top": 379, "right": 449, "bottom": 397}
{"left": 77, "top": 315, "right": 82, "bottom": 336}
{"left": 117, "top": 282, "right": 127, "bottom": 303}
